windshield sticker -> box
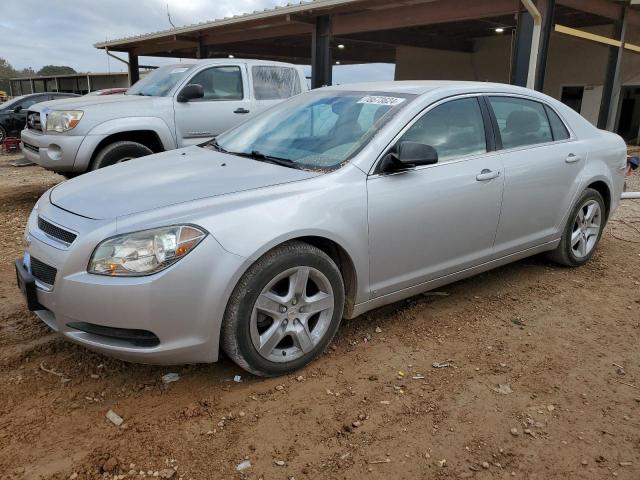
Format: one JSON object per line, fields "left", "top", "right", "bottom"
{"left": 357, "top": 96, "right": 406, "bottom": 106}
{"left": 170, "top": 67, "right": 189, "bottom": 74}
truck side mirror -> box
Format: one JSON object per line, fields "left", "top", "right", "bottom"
{"left": 177, "top": 84, "right": 204, "bottom": 103}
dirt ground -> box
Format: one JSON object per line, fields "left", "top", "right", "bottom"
{"left": 1, "top": 152, "right": 639, "bottom": 480}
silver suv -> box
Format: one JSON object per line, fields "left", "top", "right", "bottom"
{"left": 20, "top": 59, "right": 307, "bottom": 176}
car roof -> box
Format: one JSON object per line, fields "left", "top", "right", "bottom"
{"left": 322, "top": 81, "right": 540, "bottom": 97}
{"left": 163, "top": 58, "right": 302, "bottom": 68}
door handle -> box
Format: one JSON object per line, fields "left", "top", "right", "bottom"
{"left": 234, "top": 108, "right": 250, "bottom": 114}
{"left": 565, "top": 153, "right": 581, "bottom": 163}
{"left": 476, "top": 169, "right": 500, "bottom": 181}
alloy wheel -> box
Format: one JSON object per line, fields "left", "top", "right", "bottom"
{"left": 250, "top": 266, "right": 335, "bottom": 363}
{"left": 571, "top": 199, "right": 601, "bottom": 259}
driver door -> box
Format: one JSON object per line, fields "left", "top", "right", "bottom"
{"left": 367, "top": 96, "right": 504, "bottom": 297}
{"left": 174, "top": 65, "right": 253, "bottom": 146}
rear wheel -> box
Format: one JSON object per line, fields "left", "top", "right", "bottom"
{"left": 91, "top": 141, "right": 153, "bottom": 170}
{"left": 547, "top": 188, "right": 605, "bottom": 267}
{"left": 221, "top": 241, "right": 345, "bottom": 377}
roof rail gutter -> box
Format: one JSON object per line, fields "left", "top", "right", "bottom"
{"left": 521, "top": 0, "right": 542, "bottom": 90}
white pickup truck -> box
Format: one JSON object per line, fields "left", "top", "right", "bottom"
{"left": 21, "top": 59, "right": 308, "bottom": 176}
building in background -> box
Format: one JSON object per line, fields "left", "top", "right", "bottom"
{"left": 9, "top": 72, "right": 131, "bottom": 96}
{"left": 94, "top": 0, "right": 640, "bottom": 144}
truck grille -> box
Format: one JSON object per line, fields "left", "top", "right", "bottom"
{"left": 27, "top": 111, "right": 42, "bottom": 132}
{"left": 38, "top": 217, "right": 77, "bottom": 244}
{"left": 30, "top": 257, "right": 57, "bottom": 286}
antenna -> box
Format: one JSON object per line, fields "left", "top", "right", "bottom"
{"left": 167, "top": 3, "right": 176, "bottom": 28}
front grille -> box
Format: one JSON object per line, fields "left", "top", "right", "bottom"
{"left": 27, "top": 111, "right": 42, "bottom": 132}
{"left": 38, "top": 217, "right": 77, "bottom": 244}
{"left": 30, "top": 257, "right": 57, "bottom": 286}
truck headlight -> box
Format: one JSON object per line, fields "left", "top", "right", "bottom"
{"left": 88, "top": 225, "right": 206, "bottom": 276}
{"left": 46, "top": 110, "right": 83, "bottom": 132}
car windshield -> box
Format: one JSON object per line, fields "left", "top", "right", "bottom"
{"left": 213, "top": 90, "right": 415, "bottom": 169}
{"left": 127, "top": 64, "right": 196, "bottom": 97}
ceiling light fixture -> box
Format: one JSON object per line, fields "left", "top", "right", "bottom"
{"left": 228, "top": 54, "right": 234, "bottom": 58}
{"left": 337, "top": 44, "right": 345, "bottom": 49}
{"left": 495, "top": 27, "right": 505, "bottom": 33}
{"left": 335, "top": 61, "right": 341, "bottom": 65}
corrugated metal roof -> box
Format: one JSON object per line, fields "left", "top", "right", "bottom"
{"left": 94, "top": 0, "right": 359, "bottom": 49}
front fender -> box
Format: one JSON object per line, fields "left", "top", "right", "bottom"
{"left": 88, "top": 117, "right": 177, "bottom": 150}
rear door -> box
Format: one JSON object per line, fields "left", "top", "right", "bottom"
{"left": 367, "top": 95, "right": 505, "bottom": 297}
{"left": 487, "top": 95, "right": 587, "bottom": 256}
{"left": 174, "top": 64, "right": 253, "bottom": 146}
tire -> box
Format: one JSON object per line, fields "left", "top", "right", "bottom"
{"left": 90, "top": 141, "right": 153, "bottom": 170}
{"left": 221, "top": 241, "right": 345, "bottom": 377}
{"left": 0, "top": 125, "right": 6, "bottom": 144}
{"left": 547, "top": 188, "right": 606, "bottom": 267}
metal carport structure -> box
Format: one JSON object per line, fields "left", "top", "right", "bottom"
{"left": 95, "top": 0, "right": 640, "bottom": 134}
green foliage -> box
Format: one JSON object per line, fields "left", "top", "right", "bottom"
{"left": 37, "top": 65, "right": 77, "bottom": 76}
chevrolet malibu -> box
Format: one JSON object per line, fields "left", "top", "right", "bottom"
{"left": 16, "top": 82, "right": 626, "bottom": 376}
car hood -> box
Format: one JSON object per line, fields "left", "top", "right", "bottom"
{"left": 49, "top": 146, "right": 321, "bottom": 220}
{"left": 29, "top": 94, "right": 155, "bottom": 112}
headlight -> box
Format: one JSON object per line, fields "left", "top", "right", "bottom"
{"left": 88, "top": 225, "right": 206, "bottom": 276}
{"left": 46, "top": 110, "right": 83, "bottom": 132}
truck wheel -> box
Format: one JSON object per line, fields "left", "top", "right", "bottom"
{"left": 91, "top": 141, "right": 153, "bottom": 170}
{"left": 221, "top": 241, "right": 345, "bottom": 377}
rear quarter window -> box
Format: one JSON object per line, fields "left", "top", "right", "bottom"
{"left": 252, "top": 66, "right": 302, "bottom": 100}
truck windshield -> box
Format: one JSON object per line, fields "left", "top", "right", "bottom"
{"left": 213, "top": 91, "right": 415, "bottom": 170}
{"left": 127, "top": 65, "right": 196, "bottom": 97}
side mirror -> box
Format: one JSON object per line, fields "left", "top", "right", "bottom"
{"left": 380, "top": 141, "right": 438, "bottom": 173}
{"left": 177, "top": 83, "right": 204, "bottom": 102}
{"left": 13, "top": 106, "right": 23, "bottom": 113}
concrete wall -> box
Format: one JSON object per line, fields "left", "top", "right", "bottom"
{"left": 394, "top": 25, "right": 640, "bottom": 127}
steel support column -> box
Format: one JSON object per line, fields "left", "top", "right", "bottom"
{"left": 535, "top": 0, "right": 555, "bottom": 91}
{"left": 511, "top": 8, "right": 534, "bottom": 87}
{"left": 197, "top": 38, "right": 209, "bottom": 59}
{"left": 128, "top": 51, "right": 140, "bottom": 86}
{"left": 598, "top": 7, "right": 627, "bottom": 130}
{"left": 311, "top": 15, "right": 332, "bottom": 88}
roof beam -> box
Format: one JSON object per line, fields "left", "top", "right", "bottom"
{"left": 332, "top": 0, "right": 520, "bottom": 35}
{"left": 338, "top": 32, "right": 475, "bottom": 53}
{"left": 557, "top": 0, "right": 622, "bottom": 22}
{"left": 201, "top": 21, "right": 312, "bottom": 46}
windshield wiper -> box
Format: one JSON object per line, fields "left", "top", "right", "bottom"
{"left": 208, "top": 139, "right": 228, "bottom": 153}
{"left": 230, "top": 150, "right": 302, "bottom": 169}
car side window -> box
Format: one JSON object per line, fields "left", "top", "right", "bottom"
{"left": 252, "top": 66, "right": 301, "bottom": 100}
{"left": 16, "top": 97, "right": 41, "bottom": 110}
{"left": 188, "top": 66, "right": 243, "bottom": 101}
{"left": 398, "top": 97, "right": 487, "bottom": 163}
{"left": 488, "top": 96, "right": 553, "bottom": 149}
{"left": 544, "top": 105, "right": 570, "bottom": 141}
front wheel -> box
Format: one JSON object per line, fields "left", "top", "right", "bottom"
{"left": 91, "top": 141, "right": 153, "bottom": 170}
{"left": 547, "top": 188, "right": 606, "bottom": 267}
{"left": 221, "top": 241, "right": 345, "bottom": 377}
{"left": 0, "top": 125, "right": 7, "bottom": 144}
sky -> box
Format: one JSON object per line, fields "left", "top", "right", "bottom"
{"left": 0, "top": 0, "right": 394, "bottom": 84}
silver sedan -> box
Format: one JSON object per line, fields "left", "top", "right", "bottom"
{"left": 16, "top": 82, "right": 626, "bottom": 376}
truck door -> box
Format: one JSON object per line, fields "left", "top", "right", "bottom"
{"left": 174, "top": 64, "right": 253, "bottom": 146}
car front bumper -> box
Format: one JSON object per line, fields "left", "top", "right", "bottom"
{"left": 18, "top": 198, "right": 247, "bottom": 365}
{"left": 20, "top": 128, "right": 110, "bottom": 173}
